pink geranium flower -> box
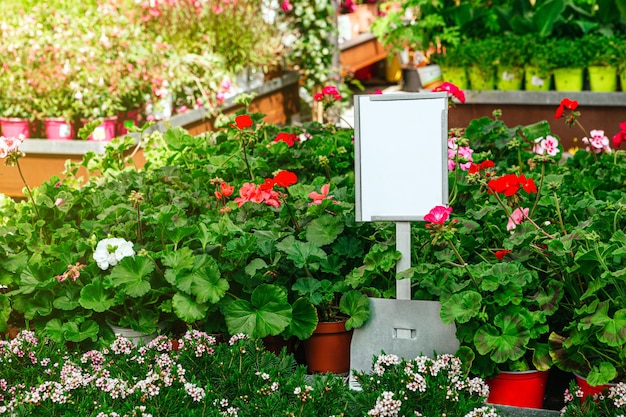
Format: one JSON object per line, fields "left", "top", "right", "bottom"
{"left": 533, "top": 135, "right": 560, "bottom": 156}
{"left": 507, "top": 207, "right": 529, "bottom": 231}
{"left": 309, "top": 184, "right": 333, "bottom": 205}
{"left": 582, "top": 129, "right": 611, "bottom": 154}
{"left": 424, "top": 206, "right": 453, "bottom": 226}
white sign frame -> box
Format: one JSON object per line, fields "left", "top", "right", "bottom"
{"left": 354, "top": 92, "right": 449, "bottom": 222}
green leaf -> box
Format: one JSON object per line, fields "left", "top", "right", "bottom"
{"left": 161, "top": 247, "right": 195, "bottom": 270}
{"left": 282, "top": 298, "right": 318, "bottom": 340}
{"left": 222, "top": 284, "right": 292, "bottom": 338}
{"left": 533, "top": 0, "right": 565, "bottom": 37}
{"left": 4, "top": 251, "right": 28, "bottom": 273}
{"left": 306, "top": 215, "right": 344, "bottom": 246}
{"left": 79, "top": 280, "right": 116, "bottom": 312}
{"left": 474, "top": 313, "right": 530, "bottom": 363}
{"left": 109, "top": 256, "right": 155, "bottom": 297}
{"left": 340, "top": 291, "right": 370, "bottom": 330}
{"left": 172, "top": 293, "right": 209, "bottom": 322}
{"left": 53, "top": 286, "right": 81, "bottom": 311}
{"left": 44, "top": 319, "right": 65, "bottom": 344}
{"left": 292, "top": 277, "right": 323, "bottom": 305}
{"left": 440, "top": 291, "right": 482, "bottom": 324}
{"left": 595, "top": 309, "right": 626, "bottom": 347}
{"left": 245, "top": 258, "right": 268, "bottom": 277}
{"left": 174, "top": 255, "right": 228, "bottom": 304}
{"left": 276, "top": 236, "right": 326, "bottom": 269}
{"left": 63, "top": 320, "right": 99, "bottom": 343}
{"left": 0, "top": 294, "right": 10, "bottom": 332}
{"left": 24, "top": 291, "right": 54, "bottom": 319}
{"left": 586, "top": 362, "right": 618, "bottom": 387}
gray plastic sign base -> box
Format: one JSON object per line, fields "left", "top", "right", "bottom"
{"left": 349, "top": 297, "right": 459, "bottom": 390}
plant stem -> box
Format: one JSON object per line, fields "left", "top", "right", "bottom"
{"left": 529, "top": 163, "right": 545, "bottom": 218}
{"left": 445, "top": 239, "right": 480, "bottom": 291}
{"left": 240, "top": 133, "right": 254, "bottom": 180}
{"left": 16, "top": 159, "right": 44, "bottom": 236}
{"left": 553, "top": 191, "right": 567, "bottom": 235}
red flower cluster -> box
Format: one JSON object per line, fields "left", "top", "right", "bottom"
{"left": 234, "top": 170, "right": 298, "bottom": 208}
{"left": 273, "top": 132, "right": 299, "bottom": 147}
{"left": 432, "top": 82, "right": 466, "bottom": 104}
{"left": 468, "top": 160, "right": 495, "bottom": 175}
{"left": 554, "top": 98, "right": 578, "bottom": 119}
{"left": 234, "top": 114, "right": 253, "bottom": 130}
{"left": 613, "top": 121, "right": 626, "bottom": 148}
{"left": 554, "top": 98, "right": 580, "bottom": 126}
{"left": 487, "top": 173, "right": 537, "bottom": 196}
{"left": 271, "top": 170, "right": 298, "bottom": 188}
{"left": 494, "top": 249, "right": 512, "bottom": 260}
{"left": 313, "top": 85, "right": 342, "bottom": 102}
{"left": 214, "top": 182, "right": 234, "bottom": 200}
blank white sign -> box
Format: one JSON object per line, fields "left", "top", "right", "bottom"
{"left": 354, "top": 92, "right": 448, "bottom": 222}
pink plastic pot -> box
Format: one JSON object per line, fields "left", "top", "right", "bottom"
{"left": 44, "top": 118, "right": 75, "bottom": 140}
{"left": 0, "top": 117, "right": 31, "bottom": 139}
{"left": 83, "top": 116, "right": 118, "bottom": 141}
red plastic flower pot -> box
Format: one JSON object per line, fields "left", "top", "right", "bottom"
{"left": 574, "top": 372, "right": 617, "bottom": 402}
{"left": 486, "top": 370, "right": 549, "bottom": 409}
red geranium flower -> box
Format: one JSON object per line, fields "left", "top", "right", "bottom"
{"left": 234, "top": 114, "right": 253, "bottom": 130}
{"left": 494, "top": 249, "right": 512, "bottom": 260}
{"left": 613, "top": 121, "right": 626, "bottom": 148}
{"left": 519, "top": 174, "right": 537, "bottom": 194}
{"left": 554, "top": 98, "right": 578, "bottom": 119}
{"left": 214, "top": 182, "right": 234, "bottom": 199}
{"left": 273, "top": 170, "right": 298, "bottom": 188}
{"left": 488, "top": 173, "right": 537, "bottom": 196}
{"left": 274, "top": 132, "right": 299, "bottom": 147}
{"left": 488, "top": 174, "right": 520, "bottom": 196}
{"left": 468, "top": 160, "right": 495, "bottom": 174}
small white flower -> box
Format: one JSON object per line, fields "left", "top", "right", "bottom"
{"left": 93, "top": 238, "right": 135, "bottom": 270}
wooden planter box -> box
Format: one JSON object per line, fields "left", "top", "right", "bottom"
{"left": 1, "top": 72, "right": 300, "bottom": 198}
{"left": 448, "top": 90, "right": 626, "bottom": 151}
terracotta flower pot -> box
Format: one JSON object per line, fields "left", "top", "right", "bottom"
{"left": 303, "top": 319, "right": 353, "bottom": 374}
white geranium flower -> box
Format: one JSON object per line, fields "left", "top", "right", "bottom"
{"left": 93, "top": 238, "right": 135, "bottom": 270}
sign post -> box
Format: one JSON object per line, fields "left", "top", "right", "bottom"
{"left": 354, "top": 92, "right": 449, "bottom": 299}
{"left": 350, "top": 92, "right": 459, "bottom": 386}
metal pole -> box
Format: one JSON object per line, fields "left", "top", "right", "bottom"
{"left": 395, "top": 221, "right": 411, "bottom": 300}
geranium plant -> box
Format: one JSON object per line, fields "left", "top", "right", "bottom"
{"left": 399, "top": 97, "right": 626, "bottom": 381}
{"left": 0, "top": 94, "right": 389, "bottom": 345}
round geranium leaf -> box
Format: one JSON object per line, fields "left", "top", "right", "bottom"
{"left": 340, "top": 290, "right": 370, "bottom": 330}
{"left": 440, "top": 291, "right": 482, "bottom": 325}
{"left": 63, "top": 320, "right": 99, "bottom": 343}
{"left": 109, "top": 256, "right": 154, "bottom": 297}
{"left": 474, "top": 314, "right": 529, "bottom": 363}
{"left": 223, "top": 284, "right": 292, "bottom": 338}
{"left": 79, "top": 280, "right": 116, "bottom": 313}
{"left": 282, "top": 297, "right": 318, "bottom": 340}
{"left": 172, "top": 293, "right": 209, "bottom": 322}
